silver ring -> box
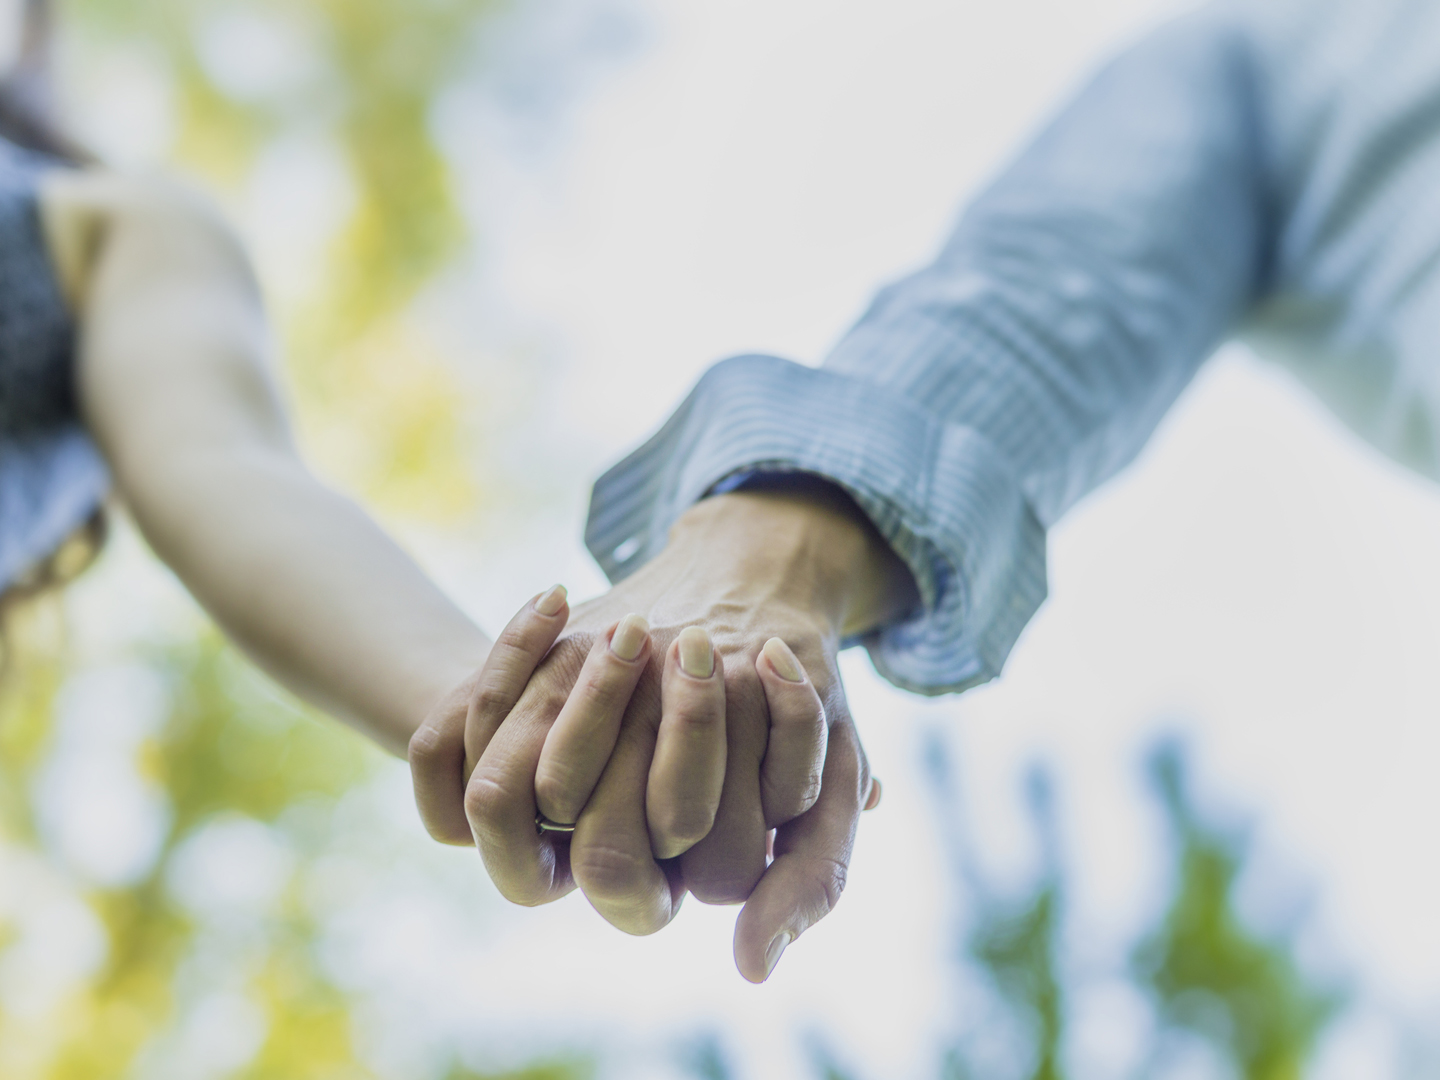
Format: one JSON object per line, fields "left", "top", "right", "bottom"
{"left": 535, "top": 813, "right": 576, "bottom": 835}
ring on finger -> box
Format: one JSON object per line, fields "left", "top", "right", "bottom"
{"left": 535, "top": 812, "right": 576, "bottom": 834}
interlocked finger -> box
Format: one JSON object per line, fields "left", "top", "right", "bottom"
{"left": 646, "top": 626, "right": 727, "bottom": 859}
{"left": 465, "top": 670, "right": 579, "bottom": 907}
{"left": 755, "top": 636, "right": 827, "bottom": 828}
{"left": 410, "top": 585, "right": 568, "bottom": 845}
{"left": 409, "top": 672, "right": 483, "bottom": 845}
{"left": 570, "top": 688, "right": 683, "bottom": 935}
{"left": 732, "top": 713, "right": 870, "bottom": 983}
{"left": 534, "top": 614, "right": 651, "bottom": 827}
{"left": 677, "top": 662, "right": 769, "bottom": 906}
{"left": 463, "top": 585, "right": 570, "bottom": 776}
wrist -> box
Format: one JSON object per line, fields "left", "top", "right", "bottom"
{"left": 667, "top": 484, "right": 916, "bottom": 639}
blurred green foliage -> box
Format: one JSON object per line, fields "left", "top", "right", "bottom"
{"left": 1133, "top": 743, "right": 1344, "bottom": 1080}
{"left": 0, "top": 621, "right": 597, "bottom": 1077}
{"left": 65, "top": 0, "right": 491, "bottom": 519}
{"left": 958, "top": 770, "right": 1066, "bottom": 1080}
{"left": 678, "top": 1035, "right": 735, "bottom": 1080}
{"left": 0, "top": 627, "right": 366, "bottom": 1075}
{"left": 445, "top": 1063, "right": 595, "bottom": 1080}
{"left": 797, "top": 742, "right": 1342, "bottom": 1080}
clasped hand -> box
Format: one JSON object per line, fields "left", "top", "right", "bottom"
{"left": 409, "top": 489, "right": 904, "bottom": 981}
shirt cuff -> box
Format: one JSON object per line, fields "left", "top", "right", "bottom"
{"left": 584, "top": 353, "right": 1046, "bottom": 696}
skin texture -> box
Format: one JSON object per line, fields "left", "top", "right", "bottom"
{"left": 38, "top": 170, "right": 493, "bottom": 753}
{"left": 411, "top": 485, "right": 917, "bottom": 981}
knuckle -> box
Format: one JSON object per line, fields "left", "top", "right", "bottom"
{"left": 472, "top": 683, "right": 517, "bottom": 718}
{"left": 763, "top": 775, "right": 823, "bottom": 828}
{"left": 551, "top": 636, "right": 593, "bottom": 679}
{"left": 796, "top": 783, "right": 822, "bottom": 817}
{"left": 534, "top": 687, "right": 571, "bottom": 720}
{"left": 576, "top": 667, "right": 631, "bottom": 714}
{"left": 773, "top": 689, "right": 826, "bottom": 730}
{"left": 571, "top": 842, "right": 652, "bottom": 899}
{"left": 494, "top": 622, "right": 533, "bottom": 653}
{"left": 667, "top": 698, "right": 723, "bottom": 730}
{"left": 421, "top": 815, "right": 470, "bottom": 847}
{"left": 463, "top": 771, "right": 513, "bottom": 826}
{"left": 651, "top": 801, "right": 717, "bottom": 852}
{"left": 685, "top": 853, "right": 764, "bottom": 905}
{"left": 492, "top": 876, "right": 552, "bottom": 908}
{"left": 472, "top": 688, "right": 512, "bottom": 722}
{"left": 533, "top": 768, "right": 582, "bottom": 823}
{"left": 687, "top": 876, "right": 753, "bottom": 906}
{"left": 406, "top": 722, "right": 449, "bottom": 770}
{"left": 806, "top": 856, "right": 849, "bottom": 915}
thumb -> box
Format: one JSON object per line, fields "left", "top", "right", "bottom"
{"left": 732, "top": 721, "right": 867, "bottom": 982}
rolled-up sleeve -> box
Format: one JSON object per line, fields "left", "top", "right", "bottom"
{"left": 587, "top": 5, "right": 1271, "bottom": 694}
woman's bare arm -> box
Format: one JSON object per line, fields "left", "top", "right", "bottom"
{"left": 39, "top": 171, "right": 489, "bottom": 755}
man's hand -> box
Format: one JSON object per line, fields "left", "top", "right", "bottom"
{"left": 411, "top": 483, "right": 914, "bottom": 980}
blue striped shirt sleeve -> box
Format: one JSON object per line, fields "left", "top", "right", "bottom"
{"left": 586, "top": 6, "right": 1270, "bottom": 695}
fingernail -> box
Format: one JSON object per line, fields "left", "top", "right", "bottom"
{"left": 865, "top": 778, "right": 883, "bottom": 811}
{"left": 611, "top": 613, "right": 649, "bottom": 661}
{"left": 764, "top": 931, "right": 793, "bottom": 979}
{"left": 535, "top": 584, "right": 567, "bottom": 616}
{"left": 678, "top": 626, "right": 715, "bottom": 678}
{"left": 762, "top": 637, "right": 804, "bottom": 683}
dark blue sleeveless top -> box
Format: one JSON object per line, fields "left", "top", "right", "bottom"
{"left": 0, "top": 136, "right": 109, "bottom": 593}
